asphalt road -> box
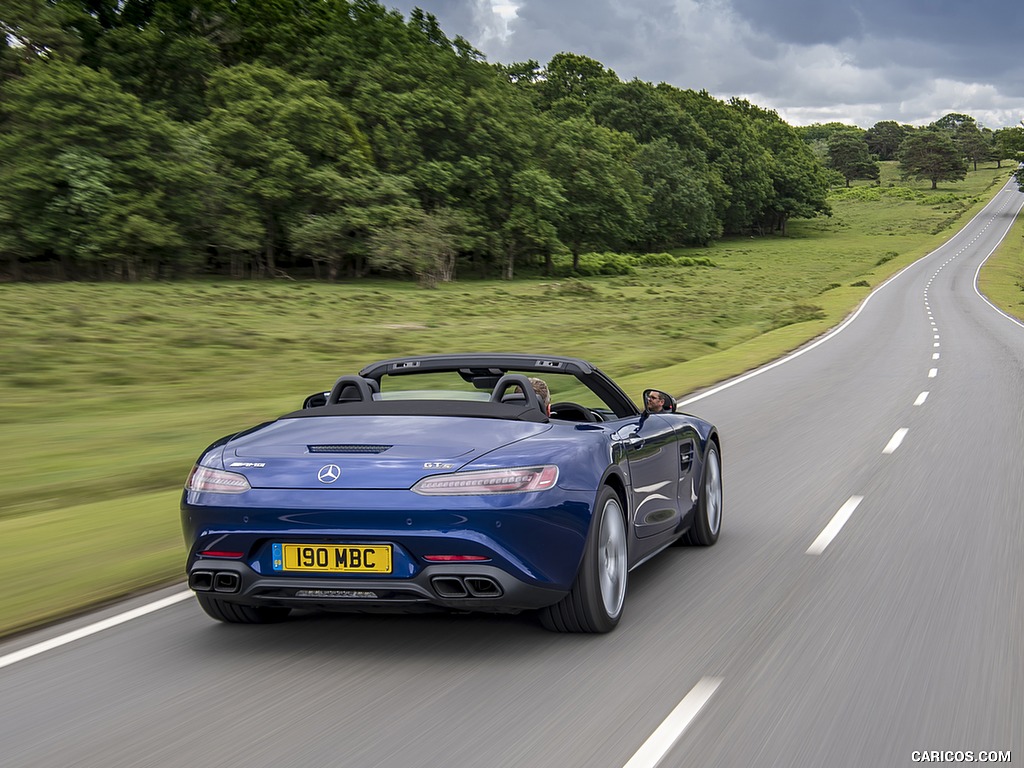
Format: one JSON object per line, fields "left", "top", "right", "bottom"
{"left": 2, "top": 181, "right": 1023, "bottom": 768}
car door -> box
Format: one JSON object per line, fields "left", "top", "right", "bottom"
{"left": 618, "top": 413, "right": 683, "bottom": 539}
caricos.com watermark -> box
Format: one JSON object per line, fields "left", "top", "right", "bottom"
{"left": 911, "top": 751, "right": 1011, "bottom": 763}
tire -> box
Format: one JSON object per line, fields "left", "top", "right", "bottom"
{"left": 686, "top": 442, "right": 722, "bottom": 546}
{"left": 540, "top": 486, "right": 628, "bottom": 633}
{"left": 195, "top": 594, "right": 291, "bottom": 624}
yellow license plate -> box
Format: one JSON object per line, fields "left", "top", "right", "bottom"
{"left": 273, "top": 543, "right": 392, "bottom": 573}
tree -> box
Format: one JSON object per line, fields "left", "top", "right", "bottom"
{"left": 0, "top": 58, "right": 202, "bottom": 279}
{"left": 501, "top": 168, "right": 566, "bottom": 278}
{"left": 758, "top": 121, "right": 832, "bottom": 234}
{"left": 796, "top": 122, "right": 864, "bottom": 145}
{"left": 656, "top": 90, "right": 773, "bottom": 234}
{"left": 931, "top": 113, "right": 990, "bottom": 171}
{"left": 0, "top": 0, "right": 83, "bottom": 68}
{"left": 897, "top": 131, "right": 967, "bottom": 189}
{"left": 993, "top": 127, "right": 1024, "bottom": 170}
{"left": 865, "top": 121, "right": 912, "bottom": 161}
{"left": 932, "top": 112, "right": 975, "bottom": 132}
{"left": 956, "top": 123, "right": 990, "bottom": 171}
{"left": 368, "top": 208, "right": 473, "bottom": 287}
{"left": 827, "top": 132, "right": 880, "bottom": 186}
{"left": 164, "top": 127, "right": 262, "bottom": 278}
{"left": 495, "top": 59, "right": 542, "bottom": 88}
{"left": 544, "top": 118, "right": 647, "bottom": 269}
{"left": 201, "top": 63, "right": 372, "bottom": 275}
{"left": 291, "top": 171, "right": 420, "bottom": 281}
{"left": 537, "top": 52, "right": 619, "bottom": 112}
{"left": 631, "top": 139, "right": 720, "bottom": 248}
{"left": 96, "top": 22, "right": 223, "bottom": 122}
{"left": 590, "top": 79, "right": 710, "bottom": 154}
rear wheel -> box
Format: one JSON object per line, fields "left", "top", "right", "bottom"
{"left": 686, "top": 443, "right": 722, "bottom": 546}
{"left": 540, "top": 486, "right": 627, "bottom": 633}
{"left": 195, "top": 594, "right": 291, "bottom": 624}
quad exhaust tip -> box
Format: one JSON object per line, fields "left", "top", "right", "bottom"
{"left": 190, "top": 570, "right": 240, "bottom": 594}
{"left": 431, "top": 575, "right": 503, "bottom": 599}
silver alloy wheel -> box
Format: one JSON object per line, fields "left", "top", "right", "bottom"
{"left": 599, "top": 497, "right": 627, "bottom": 618}
{"left": 705, "top": 449, "right": 722, "bottom": 536}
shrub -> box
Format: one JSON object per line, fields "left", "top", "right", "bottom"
{"left": 598, "top": 254, "right": 636, "bottom": 275}
{"left": 639, "top": 252, "right": 675, "bottom": 267}
{"left": 676, "top": 256, "right": 716, "bottom": 267}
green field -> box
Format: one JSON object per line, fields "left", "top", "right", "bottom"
{"left": 2, "top": 162, "right": 1021, "bottom": 637}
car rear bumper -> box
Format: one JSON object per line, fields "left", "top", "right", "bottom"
{"left": 186, "top": 560, "right": 566, "bottom": 613}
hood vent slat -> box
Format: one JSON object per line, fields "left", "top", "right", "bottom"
{"left": 307, "top": 444, "right": 392, "bottom": 454}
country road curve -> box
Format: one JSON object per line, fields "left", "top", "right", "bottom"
{"left": 2, "top": 180, "right": 1023, "bottom": 768}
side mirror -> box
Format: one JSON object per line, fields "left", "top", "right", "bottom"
{"left": 642, "top": 389, "right": 676, "bottom": 414}
{"left": 303, "top": 391, "right": 329, "bottom": 409}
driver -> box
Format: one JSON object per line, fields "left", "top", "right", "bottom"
{"left": 646, "top": 391, "right": 667, "bottom": 413}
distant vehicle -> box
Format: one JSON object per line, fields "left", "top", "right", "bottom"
{"left": 181, "top": 353, "right": 722, "bottom": 633}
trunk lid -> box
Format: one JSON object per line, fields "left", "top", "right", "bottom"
{"left": 224, "top": 415, "right": 552, "bottom": 490}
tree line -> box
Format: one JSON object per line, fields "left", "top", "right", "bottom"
{"left": 2, "top": 0, "right": 1022, "bottom": 283}
{"left": 802, "top": 116, "right": 1024, "bottom": 190}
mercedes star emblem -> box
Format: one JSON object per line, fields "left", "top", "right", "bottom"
{"left": 317, "top": 464, "right": 341, "bottom": 484}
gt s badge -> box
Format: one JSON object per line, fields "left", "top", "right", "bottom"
{"left": 317, "top": 464, "right": 341, "bottom": 483}
{"left": 423, "top": 462, "right": 455, "bottom": 469}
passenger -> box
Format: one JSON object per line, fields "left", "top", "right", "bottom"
{"left": 528, "top": 377, "right": 551, "bottom": 416}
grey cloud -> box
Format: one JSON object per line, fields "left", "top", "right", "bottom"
{"left": 382, "top": 0, "right": 1024, "bottom": 127}
{"left": 383, "top": 0, "right": 498, "bottom": 48}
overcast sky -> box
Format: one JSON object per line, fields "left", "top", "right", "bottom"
{"left": 384, "top": 0, "right": 1024, "bottom": 130}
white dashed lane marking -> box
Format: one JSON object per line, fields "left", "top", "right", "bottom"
{"left": 807, "top": 496, "right": 864, "bottom": 556}
{"left": 883, "top": 428, "right": 909, "bottom": 455}
{"left": 623, "top": 677, "right": 723, "bottom": 768}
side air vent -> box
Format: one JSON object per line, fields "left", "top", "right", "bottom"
{"left": 307, "top": 444, "right": 392, "bottom": 454}
{"left": 679, "top": 439, "right": 695, "bottom": 473}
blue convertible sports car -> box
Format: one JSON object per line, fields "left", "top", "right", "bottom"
{"left": 181, "top": 353, "right": 722, "bottom": 633}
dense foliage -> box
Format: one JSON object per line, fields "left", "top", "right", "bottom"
{"left": 0, "top": 0, "right": 1019, "bottom": 282}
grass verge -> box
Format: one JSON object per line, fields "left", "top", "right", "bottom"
{"left": 977, "top": 202, "right": 1024, "bottom": 323}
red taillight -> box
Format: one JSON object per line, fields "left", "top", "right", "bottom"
{"left": 186, "top": 465, "right": 251, "bottom": 494}
{"left": 199, "top": 550, "right": 245, "bottom": 559}
{"left": 412, "top": 465, "right": 559, "bottom": 495}
{"left": 422, "top": 555, "right": 490, "bottom": 562}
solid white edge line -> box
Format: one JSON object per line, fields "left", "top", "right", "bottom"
{"left": 806, "top": 496, "right": 864, "bottom": 556}
{"left": 883, "top": 428, "right": 910, "bottom": 455}
{"left": 973, "top": 185, "right": 1024, "bottom": 329}
{"left": 677, "top": 181, "right": 1021, "bottom": 409}
{"left": 0, "top": 590, "right": 193, "bottom": 671}
{"left": 623, "top": 677, "right": 723, "bottom": 768}
{"left": 914, "top": 391, "right": 929, "bottom": 406}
